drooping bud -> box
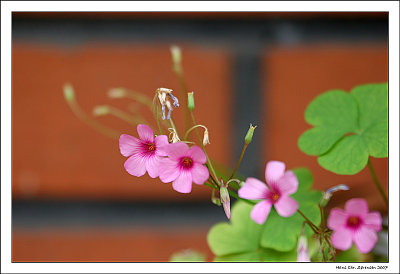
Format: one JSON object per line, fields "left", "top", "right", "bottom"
{"left": 92, "top": 105, "right": 109, "bottom": 116}
{"left": 187, "top": 92, "right": 195, "bottom": 111}
{"left": 170, "top": 45, "right": 182, "bottom": 73}
{"left": 108, "top": 88, "right": 126, "bottom": 98}
{"left": 203, "top": 128, "right": 210, "bottom": 146}
{"left": 297, "top": 235, "right": 310, "bottom": 262}
{"left": 63, "top": 83, "right": 75, "bottom": 102}
{"left": 220, "top": 185, "right": 230, "bottom": 219}
{"left": 245, "top": 124, "right": 257, "bottom": 144}
{"left": 320, "top": 184, "right": 350, "bottom": 207}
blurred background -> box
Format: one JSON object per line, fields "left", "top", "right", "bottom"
{"left": 12, "top": 12, "right": 388, "bottom": 262}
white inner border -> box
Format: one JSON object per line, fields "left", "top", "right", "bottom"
{"left": 1, "top": 1, "right": 399, "bottom": 273}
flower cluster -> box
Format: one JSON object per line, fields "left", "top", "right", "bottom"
{"left": 65, "top": 47, "right": 386, "bottom": 263}
{"left": 119, "top": 124, "right": 209, "bottom": 193}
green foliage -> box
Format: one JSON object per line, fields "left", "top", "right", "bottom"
{"left": 207, "top": 168, "right": 321, "bottom": 262}
{"left": 335, "top": 245, "right": 370, "bottom": 262}
{"left": 298, "top": 83, "right": 388, "bottom": 175}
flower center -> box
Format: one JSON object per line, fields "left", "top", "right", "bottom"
{"left": 271, "top": 192, "right": 280, "bottom": 203}
{"left": 347, "top": 215, "right": 361, "bottom": 228}
{"left": 181, "top": 157, "right": 193, "bottom": 168}
{"left": 147, "top": 143, "right": 156, "bottom": 152}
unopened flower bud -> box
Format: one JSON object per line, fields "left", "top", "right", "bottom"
{"left": 220, "top": 185, "right": 231, "bottom": 219}
{"left": 320, "top": 184, "right": 350, "bottom": 207}
{"left": 170, "top": 45, "right": 182, "bottom": 68}
{"left": 203, "top": 129, "right": 210, "bottom": 146}
{"left": 187, "top": 92, "right": 195, "bottom": 111}
{"left": 63, "top": 83, "right": 75, "bottom": 102}
{"left": 93, "top": 105, "right": 109, "bottom": 116}
{"left": 108, "top": 88, "right": 126, "bottom": 98}
{"left": 297, "top": 235, "right": 310, "bottom": 262}
{"left": 245, "top": 124, "right": 257, "bottom": 144}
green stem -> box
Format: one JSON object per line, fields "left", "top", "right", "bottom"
{"left": 297, "top": 209, "right": 319, "bottom": 234}
{"left": 154, "top": 103, "right": 164, "bottom": 135}
{"left": 174, "top": 67, "right": 191, "bottom": 132}
{"left": 184, "top": 124, "right": 207, "bottom": 141}
{"left": 204, "top": 181, "right": 218, "bottom": 190}
{"left": 228, "top": 143, "right": 248, "bottom": 180}
{"left": 319, "top": 204, "right": 326, "bottom": 229}
{"left": 106, "top": 106, "right": 148, "bottom": 126}
{"left": 190, "top": 111, "right": 220, "bottom": 186}
{"left": 208, "top": 176, "right": 220, "bottom": 189}
{"left": 67, "top": 100, "right": 120, "bottom": 139}
{"left": 367, "top": 158, "right": 388, "bottom": 205}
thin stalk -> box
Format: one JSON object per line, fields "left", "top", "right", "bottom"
{"left": 297, "top": 209, "right": 319, "bottom": 234}
{"left": 190, "top": 111, "right": 220, "bottom": 186}
{"left": 204, "top": 181, "right": 218, "bottom": 190}
{"left": 184, "top": 124, "right": 207, "bottom": 141}
{"left": 208, "top": 173, "right": 220, "bottom": 189}
{"left": 106, "top": 106, "right": 148, "bottom": 126}
{"left": 67, "top": 100, "right": 120, "bottom": 139}
{"left": 319, "top": 205, "right": 326, "bottom": 229}
{"left": 228, "top": 143, "right": 248, "bottom": 180}
{"left": 169, "top": 118, "right": 179, "bottom": 137}
{"left": 367, "top": 158, "right": 388, "bottom": 205}
{"left": 154, "top": 103, "right": 164, "bottom": 135}
{"left": 121, "top": 89, "right": 153, "bottom": 108}
{"left": 173, "top": 66, "right": 191, "bottom": 132}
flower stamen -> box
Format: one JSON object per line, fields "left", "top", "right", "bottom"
{"left": 181, "top": 157, "right": 193, "bottom": 168}
{"left": 347, "top": 216, "right": 361, "bottom": 229}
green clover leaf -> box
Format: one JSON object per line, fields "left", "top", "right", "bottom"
{"left": 207, "top": 201, "right": 297, "bottom": 262}
{"left": 207, "top": 168, "right": 321, "bottom": 261}
{"left": 298, "top": 83, "right": 388, "bottom": 175}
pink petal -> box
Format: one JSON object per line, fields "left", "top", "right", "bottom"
{"left": 364, "top": 212, "right": 382, "bottom": 232}
{"left": 274, "top": 195, "right": 298, "bottom": 217}
{"left": 159, "top": 158, "right": 180, "bottom": 183}
{"left": 165, "top": 142, "right": 189, "bottom": 160}
{"left": 191, "top": 163, "right": 209, "bottom": 185}
{"left": 137, "top": 124, "right": 154, "bottom": 143}
{"left": 123, "top": 154, "right": 147, "bottom": 177}
{"left": 265, "top": 161, "right": 286, "bottom": 184}
{"left": 354, "top": 226, "right": 378, "bottom": 253}
{"left": 154, "top": 135, "right": 169, "bottom": 156}
{"left": 187, "top": 146, "right": 207, "bottom": 164}
{"left": 172, "top": 171, "right": 192, "bottom": 193}
{"left": 327, "top": 208, "right": 348, "bottom": 230}
{"left": 331, "top": 229, "right": 353, "bottom": 251}
{"left": 297, "top": 252, "right": 310, "bottom": 262}
{"left": 119, "top": 134, "right": 141, "bottom": 157}
{"left": 146, "top": 155, "right": 161, "bottom": 178}
{"left": 276, "top": 171, "right": 298, "bottom": 195}
{"left": 238, "top": 177, "right": 269, "bottom": 200}
{"left": 250, "top": 200, "right": 272, "bottom": 225}
{"left": 345, "top": 198, "right": 368, "bottom": 216}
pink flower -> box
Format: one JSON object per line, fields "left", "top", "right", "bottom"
{"left": 159, "top": 142, "right": 209, "bottom": 193}
{"left": 119, "top": 124, "right": 169, "bottom": 178}
{"left": 238, "top": 160, "right": 299, "bottom": 224}
{"left": 327, "top": 198, "right": 382, "bottom": 253}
